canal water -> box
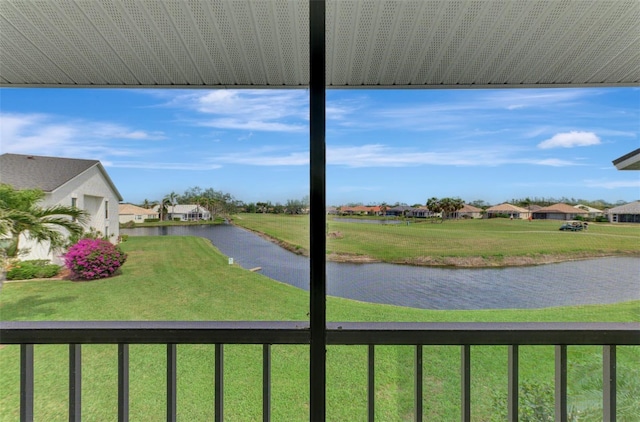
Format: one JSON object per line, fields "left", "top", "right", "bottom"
{"left": 122, "top": 225, "right": 640, "bottom": 310}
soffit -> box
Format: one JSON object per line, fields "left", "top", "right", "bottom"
{"left": 0, "top": 0, "right": 638, "bottom": 88}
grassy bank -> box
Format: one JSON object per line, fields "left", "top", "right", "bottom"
{"left": 120, "top": 217, "right": 226, "bottom": 229}
{"left": 233, "top": 213, "right": 640, "bottom": 266}
{"left": 1, "top": 236, "right": 638, "bottom": 420}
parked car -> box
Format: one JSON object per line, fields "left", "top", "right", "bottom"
{"left": 559, "top": 221, "right": 585, "bottom": 231}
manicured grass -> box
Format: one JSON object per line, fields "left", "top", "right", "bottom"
{"left": 233, "top": 213, "right": 640, "bottom": 265}
{"left": 1, "top": 236, "right": 638, "bottom": 420}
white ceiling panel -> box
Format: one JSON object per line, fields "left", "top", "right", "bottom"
{"left": 0, "top": 0, "right": 638, "bottom": 88}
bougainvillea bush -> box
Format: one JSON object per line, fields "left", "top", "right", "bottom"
{"left": 64, "top": 238, "right": 127, "bottom": 280}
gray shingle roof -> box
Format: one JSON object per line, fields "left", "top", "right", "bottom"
{"left": 0, "top": 153, "right": 122, "bottom": 200}
{"left": 608, "top": 201, "right": 640, "bottom": 214}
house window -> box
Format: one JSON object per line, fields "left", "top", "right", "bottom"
{"left": 105, "top": 200, "right": 109, "bottom": 219}
{"left": 71, "top": 197, "right": 77, "bottom": 221}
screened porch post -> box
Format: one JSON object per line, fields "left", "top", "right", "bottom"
{"left": 309, "top": 0, "right": 327, "bottom": 420}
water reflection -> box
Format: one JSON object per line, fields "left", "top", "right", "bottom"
{"left": 122, "top": 225, "right": 640, "bottom": 310}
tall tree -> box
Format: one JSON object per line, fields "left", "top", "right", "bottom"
{"left": 157, "top": 199, "right": 168, "bottom": 221}
{"left": 164, "top": 191, "right": 179, "bottom": 219}
{"left": 0, "top": 184, "right": 88, "bottom": 258}
{"left": 140, "top": 198, "right": 152, "bottom": 209}
{"left": 426, "top": 197, "right": 443, "bottom": 217}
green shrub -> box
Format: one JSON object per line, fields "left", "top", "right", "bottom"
{"left": 7, "top": 260, "right": 61, "bottom": 280}
{"left": 64, "top": 239, "right": 127, "bottom": 280}
{"left": 145, "top": 218, "right": 160, "bottom": 223}
{"left": 120, "top": 220, "right": 136, "bottom": 228}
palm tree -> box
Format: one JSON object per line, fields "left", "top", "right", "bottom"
{"left": 426, "top": 197, "right": 443, "bottom": 219}
{"left": 379, "top": 202, "right": 388, "bottom": 217}
{"left": 157, "top": 199, "right": 169, "bottom": 221}
{"left": 450, "top": 197, "right": 464, "bottom": 219}
{"left": 0, "top": 184, "right": 88, "bottom": 258}
{"left": 164, "top": 191, "right": 179, "bottom": 220}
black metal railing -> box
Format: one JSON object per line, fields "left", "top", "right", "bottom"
{"left": 1, "top": 321, "right": 638, "bottom": 421}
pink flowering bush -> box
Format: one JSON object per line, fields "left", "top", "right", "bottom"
{"left": 64, "top": 238, "right": 127, "bottom": 280}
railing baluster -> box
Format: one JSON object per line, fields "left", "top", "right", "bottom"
{"left": 263, "top": 344, "right": 271, "bottom": 422}
{"left": 414, "top": 345, "right": 423, "bottom": 422}
{"left": 368, "top": 344, "right": 375, "bottom": 422}
{"left": 508, "top": 345, "right": 518, "bottom": 422}
{"left": 215, "top": 344, "right": 224, "bottom": 422}
{"left": 167, "top": 344, "right": 177, "bottom": 422}
{"left": 603, "top": 345, "right": 616, "bottom": 422}
{"left": 461, "top": 345, "right": 471, "bottom": 422}
{"left": 20, "top": 344, "right": 34, "bottom": 422}
{"left": 555, "top": 345, "right": 567, "bottom": 422}
{"left": 69, "top": 344, "right": 81, "bottom": 422}
{"left": 118, "top": 344, "right": 129, "bottom": 422}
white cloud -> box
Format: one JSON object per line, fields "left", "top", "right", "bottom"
{"left": 107, "top": 161, "right": 223, "bottom": 171}
{"left": 0, "top": 112, "right": 165, "bottom": 158}
{"left": 584, "top": 179, "right": 640, "bottom": 189}
{"left": 158, "top": 90, "right": 309, "bottom": 133}
{"left": 215, "top": 148, "right": 309, "bottom": 166}
{"left": 483, "top": 89, "right": 597, "bottom": 110}
{"left": 198, "top": 118, "right": 306, "bottom": 132}
{"left": 537, "top": 131, "right": 601, "bottom": 149}
{"left": 211, "top": 143, "right": 576, "bottom": 169}
{"left": 523, "top": 158, "right": 578, "bottom": 167}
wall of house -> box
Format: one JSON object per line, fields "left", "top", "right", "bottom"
{"left": 609, "top": 213, "right": 640, "bottom": 223}
{"left": 19, "top": 166, "right": 120, "bottom": 264}
{"left": 119, "top": 214, "right": 135, "bottom": 224}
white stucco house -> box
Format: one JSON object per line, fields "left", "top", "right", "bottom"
{"left": 533, "top": 203, "right": 589, "bottom": 221}
{"left": 485, "top": 203, "right": 530, "bottom": 219}
{"left": 0, "top": 153, "right": 123, "bottom": 263}
{"left": 118, "top": 203, "right": 159, "bottom": 224}
{"left": 154, "top": 204, "right": 211, "bottom": 221}
{"left": 573, "top": 204, "right": 604, "bottom": 219}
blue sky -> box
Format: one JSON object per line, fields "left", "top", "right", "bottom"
{"left": 1, "top": 87, "right": 638, "bottom": 206}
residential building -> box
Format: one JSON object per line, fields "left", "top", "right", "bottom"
{"left": 485, "top": 203, "right": 530, "bottom": 219}
{"left": 339, "top": 206, "right": 381, "bottom": 216}
{"left": 386, "top": 206, "right": 414, "bottom": 217}
{"left": 118, "top": 204, "right": 159, "bottom": 224}
{"left": 454, "top": 204, "right": 483, "bottom": 219}
{"left": 533, "top": 203, "right": 589, "bottom": 221}
{"left": 154, "top": 204, "right": 211, "bottom": 221}
{"left": 574, "top": 204, "right": 604, "bottom": 219}
{"left": 607, "top": 201, "right": 640, "bottom": 223}
{"left": 409, "top": 206, "right": 438, "bottom": 218}
{"left": 0, "top": 153, "right": 122, "bottom": 263}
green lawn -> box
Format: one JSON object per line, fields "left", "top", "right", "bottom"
{"left": 233, "top": 214, "right": 640, "bottom": 266}
{"left": 1, "top": 236, "right": 638, "bottom": 420}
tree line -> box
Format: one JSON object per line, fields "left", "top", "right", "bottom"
{"left": 139, "top": 186, "right": 631, "bottom": 220}
{"left": 139, "top": 186, "right": 242, "bottom": 221}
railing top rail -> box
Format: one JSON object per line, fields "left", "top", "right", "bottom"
{"left": 1, "top": 321, "right": 638, "bottom": 346}
{"left": 326, "top": 322, "right": 640, "bottom": 345}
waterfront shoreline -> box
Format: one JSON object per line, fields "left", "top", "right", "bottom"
{"left": 237, "top": 224, "right": 640, "bottom": 268}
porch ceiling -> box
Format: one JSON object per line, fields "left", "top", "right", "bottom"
{"left": 1, "top": 0, "right": 638, "bottom": 89}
